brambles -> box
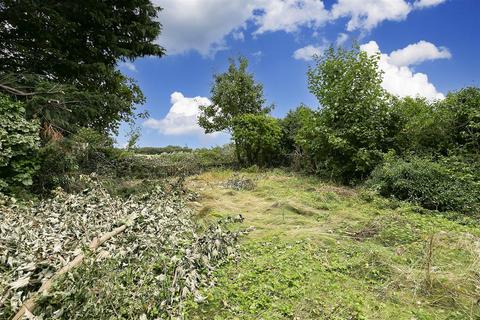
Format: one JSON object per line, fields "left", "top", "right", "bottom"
{"left": 368, "top": 154, "right": 480, "bottom": 215}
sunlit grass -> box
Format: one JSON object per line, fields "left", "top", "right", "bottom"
{"left": 184, "top": 169, "right": 480, "bottom": 319}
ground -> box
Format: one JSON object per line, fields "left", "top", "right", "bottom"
{"left": 183, "top": 169, "right": 480, "bottom": 320}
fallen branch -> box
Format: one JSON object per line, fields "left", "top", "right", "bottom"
{"left": 11, "top": 214, "right": 137, "bottom": 320}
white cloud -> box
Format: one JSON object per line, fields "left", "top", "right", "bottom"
{"left": 335, "top": 33, "right": 349, "bottom": 46}
{"left": 360, "top": 41, "right": 445, "bottom": 100}
{"left": 253, "top": 0, "right": 329, "bottom": 34}
{"left": 154, "top": 0, "right": 257, "bottom": 56}
{"left": 144, "top": 92, "right": 214, "bottom": 136}
{"left": 232, "top": 30, "right": 245, "bottom": 41}
{"left": 414, "top": 0, "right": 447, "bottom": 9}
{"left": 293, "top": 44, "right": 326, "bottom": 61}
{"left": 154, "top": 0, "right": 447, "bottom": 56}
{"left": 388, "top": 40, "right": 451, "bottom": 66}
{"left": 119, "top": 61, "right": 137, "bottom": 72}
{"left": 331, "top": 0, "right": 411, "bottom": 31}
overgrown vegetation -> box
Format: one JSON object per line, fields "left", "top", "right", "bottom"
{"left": 0, "top": 1, "right": 478, "bottom": 319}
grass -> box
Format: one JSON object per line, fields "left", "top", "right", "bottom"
{"left": 184, "top": 169, "right": 480, "bottom": 319}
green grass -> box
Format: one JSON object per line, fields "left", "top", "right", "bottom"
{"left": 184, "top": 169, "right": 480, "bottom": 319}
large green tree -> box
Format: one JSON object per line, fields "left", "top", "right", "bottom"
{"left": 198, "top": 57, "right": 272, "bottom": 133}
{"left": 301, "top": 45, "right": 397, "bottom": 182}
{"left": 0, "top": 0, "right": 165, "bottom": 136}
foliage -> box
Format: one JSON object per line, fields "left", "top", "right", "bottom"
{"left": 280, "top": 105, "right": 315, "bottom": 167}
{"left": 198, "top": 57, "right": 272, "bottom": 133}
{"left": 0, "top": 0, "right": 164, "bottom": 136}
{"left": 33, "top": 129, "right": 126, "bottom": 193}
{"left": 302, "top": 45, "right": 397, "bottom": 183}
{"left": 0, "top": 94, "right": 40, "bottom": 192}
{"left": 134, "top": 145, "right": 193, "bottom": 155}
{"left": 231, "top": 114, "right": 283, "bottom": 167}
{"left": 114, "top": 145, "right": 236, "bottom": 179}
{"left": 368, "top": 153, "right": 480, "bottom": 215}
{"left": 0, "top": 0, "right": 164, "bottom": 82}
{"left": 439, "top": 87, "right": 480, "bottom": 153}
{"left": 0, "top": 178, "right": 246, "bottom": 319}
{"left": 391, "top": 97, "right": 451, "bottom": 155}
{"left": 126, "top": 126, "right": 141, "bottom": 150}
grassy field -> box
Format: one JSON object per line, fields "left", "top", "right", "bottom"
{"left": 183, "top": 169, "right": 480, "bottom": 320}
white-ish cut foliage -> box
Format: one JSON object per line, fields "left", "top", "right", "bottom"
{"left": 0, "top": 175, "right": 246, "bottom": 318}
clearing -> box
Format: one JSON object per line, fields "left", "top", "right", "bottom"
{"left": 184, "top": 169, "right": 480, "bottom": 320}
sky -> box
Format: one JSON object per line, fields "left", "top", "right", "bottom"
{"left": 116, "top": 0, "right": 480, "bottom": 148}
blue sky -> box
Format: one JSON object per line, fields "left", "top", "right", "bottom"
{"left": 116, "top": 0, "right": 479, "bottom": 148}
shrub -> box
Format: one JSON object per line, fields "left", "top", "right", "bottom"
{"left": 34, "top": 128, "right": 127, "bottom": 192}
{"left": 113, "top": 145, "right": 236, "bottom": 179}
{"left": 232, "top": 114, "right": 283, "bottom": 167}
{"left": 304, "top": 45, "right": 398, "bottom": 183}
{"left": 134, "top": 145, "right": 193, "bottom": 155}
{"left": 368, "top": 154, "right": 480, "bottom": 215}
{"left": 280, "top": 105, "right": 315, "bottom": 168}
{"left": 0, "top": 94, "right": 40, "bottom": 192}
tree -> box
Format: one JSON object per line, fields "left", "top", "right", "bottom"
{"left": 0, "top": 0, "right": 165, "bottom": 136}
{"left": 439, "top": 87, "right": 480, "bottom": 153}
{"left": 231, "top": 114, "right": 282, "bottom": 167}
{"left": 280, "top": 104, "right": 315, "bottom": 156}
{"left": 0, "top": 94, "right": 40, "bottom": 191}
{"left": 303, "top": 45, "right": 396, "bottom": 182}
{"left": 198, "top": 57, "right": 272, "bottom": 133}
{"left": 391, "top": 97, "right": 452, "bottom": 155}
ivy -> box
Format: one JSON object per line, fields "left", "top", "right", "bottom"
{"left": 0, "top": 94, "right": 40, "bottom": 191}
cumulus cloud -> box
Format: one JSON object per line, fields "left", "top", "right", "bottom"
{"left": 388, "top": 40, "right": 451, "bottom": 66}
{"left": 144, "top": 92, "right": 213, "bottom": 136}
{"left": 154, "top": 0, "right": 447, "bottom": 56}
{"left": 253, "top": 0, "right": 329, "bottom": 34}
{"left": 153, "top": 0, "right": 257, "bottom": 56}
{"left": 293, "top": 44, "right": 326, "bottom": 61}
{"left": 331, "top": 0, "right": 411, "bottom": 31}
{"left": 414, "top": 0, "right": 447, "bottom": 9}
{"left": 360, "top": 41, "right": 446, "bottom": 100}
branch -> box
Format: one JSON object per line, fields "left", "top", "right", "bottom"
{"left": 11, "top": 213, "right": 138, "bottom": 320}
{"left": 0, "top": 83, "right": 64, "bottom": 97}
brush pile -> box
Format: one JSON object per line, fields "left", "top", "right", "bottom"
{"left": 224, "top": 174, "right": 256, "bottom": 191}
{"left": 0, "top": 176, "right": 246, "bottom": 319}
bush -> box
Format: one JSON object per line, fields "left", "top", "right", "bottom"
{"left": 303, "top": 45, "right": 398, "bottom": 183}
{"left": 34, "top": 128, "right": 127, "bottom": 193}
{"left": 113, "top": 145, "right": 236, "bottom": 179}
{"left": 368, "top": 154, "right": 480, "bottom": 215}
{"left": 134, "top": 146, "right": 192, "bottom": 155}
{"left": 0, "top": 94, "right": 40, "bottom": 192}
{"left": 280, "top": 105, "right": 315, "bottom": 168}
{"left": 232, "top": 114, "right": 283, "bottom": 167}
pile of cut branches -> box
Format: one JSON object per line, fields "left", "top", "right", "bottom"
{"left": 0, "top": 176, "right": 246, "bottom": 319}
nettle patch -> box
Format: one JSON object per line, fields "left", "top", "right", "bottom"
{"left": 0, "top": 176, "right": 247, "bottom": 319}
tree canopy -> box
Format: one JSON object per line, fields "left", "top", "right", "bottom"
{"left": 198, "top": 57, "right": 272, "bottom": 133}
{"left": 0, "top": 0, "right": 165, "bottom": 137}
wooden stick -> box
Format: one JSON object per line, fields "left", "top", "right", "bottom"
{"left": 12, "top": 214, "right": 136, "bottom": 320}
